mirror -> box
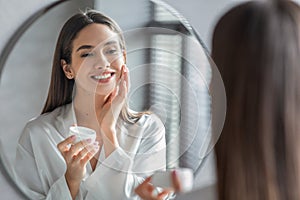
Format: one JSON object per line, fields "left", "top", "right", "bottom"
{"left": 0, "top": 0, "right": 225, "bottom": 199}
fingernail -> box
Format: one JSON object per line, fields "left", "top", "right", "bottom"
{"left": 86, "top": 138, "right": 92, "bottom": 143}
{"left": 172, "top": 170, "right": 177, "bottom": 176}
{"left": 70, "top": 135, "right": 76, "bottom": 139}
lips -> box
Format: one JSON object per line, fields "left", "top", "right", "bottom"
{"left": 91, "top": 71, "right": 115, "bottom": 83}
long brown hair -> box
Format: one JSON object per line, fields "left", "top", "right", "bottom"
{"left": 212, "top": 1, "right": 300, "bottom": 199}
{"left": 42, "top": 10, "right": 147, "bottom": 123}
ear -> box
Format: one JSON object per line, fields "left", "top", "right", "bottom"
{"left": 61, "top": 59, "right": 74, "bottom": 79}
{"left": 122, "top": 51, "right": 127, "bottom": 64}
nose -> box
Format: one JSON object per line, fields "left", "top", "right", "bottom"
{"left": 94, "top": 52, "right": 110, "bottom": 69}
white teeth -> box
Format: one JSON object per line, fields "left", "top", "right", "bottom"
{"left": 92, "top": 73, "right": 112, "bottom": 80}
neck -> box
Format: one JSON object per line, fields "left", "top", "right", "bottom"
{"left": 73, "top": 89, "right": 109, "bottom": 129}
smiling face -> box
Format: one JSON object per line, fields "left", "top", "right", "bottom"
{"left": 62, "top": 23, "right": 125, "bottom": 97}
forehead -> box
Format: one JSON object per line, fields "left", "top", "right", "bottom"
{"left": 72, "top": 23, "right": 119, "bottom": 48}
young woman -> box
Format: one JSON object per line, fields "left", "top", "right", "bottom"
{"left": 15, "top": 11, "right": 166, "bottom": 200}
{"left": 135, "top": 0, "right": 300, "bottom": 200}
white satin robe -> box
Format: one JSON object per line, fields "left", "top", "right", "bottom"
{"left": 14, "top": 103, "right": 166, "bottom": 200}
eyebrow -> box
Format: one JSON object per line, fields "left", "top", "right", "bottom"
{"left": 104, "top": 41, "right": 118, "bottom": 46}
{"left": 76, "top": 45, "right": 94, "bottom": 52}
{"left": 76, "top": 41, "right": 118, "bottom": 52}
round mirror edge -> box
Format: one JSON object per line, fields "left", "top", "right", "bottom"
{"left": 0, "top": 1, "right": 69, "bottom": 199}
{"left": 0, "top": 141, "right": 28, "bottom": 199}
{"left": 151, "top": 0, "right": 210, "bottom": 54}
{"left": 189, "top": 25, "right": 211, "bottom": 54}
{"left": 150, "top": 0, "right": 213, "bottom": 175}
{"left": 0, "top": 0, "right": 69, "bottom": 80}
{"left": 0, "top": 0, "right": 215, "bottom": 197}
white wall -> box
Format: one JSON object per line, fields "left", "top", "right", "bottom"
{"left": 163, "top": 0, "right": 249, "bottom": 51}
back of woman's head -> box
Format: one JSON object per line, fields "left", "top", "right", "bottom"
{"left": 212, "top": 1, "right": 300, "bottom": 199}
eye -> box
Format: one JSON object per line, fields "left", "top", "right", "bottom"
{"left": 104, "top": 44, "right": 122, "bottom": 55}
{"left": 105, "top": 49, "right": 118, "bottom": 55}
{"left": 80, "top": 52, "right": 94, "bottom": 57}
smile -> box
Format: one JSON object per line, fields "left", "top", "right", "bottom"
{"left": 91, "top": 72, "right": 115, "bottom": 82}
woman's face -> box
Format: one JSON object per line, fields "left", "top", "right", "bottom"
{"left": 65, "top": 23, "right": 125, "bottom": 96}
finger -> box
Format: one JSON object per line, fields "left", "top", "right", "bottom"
{"left": 109, "top": 66, "right": 127, "bottom": 104}
{"left": 83, "top": 141, "right": 100, "bottom": 157}
{"left": 121, "top": 75, "right": 128, "bottom": 96}
{"left": 118, "top": 65, "right": 125, "bottom": 80}
{"left": 118, "top": 65, "right": 129, "bottom": 91}
{"left": 69, "top": 138, "right": 92, "bottom": 156}
{"left": 134, "top": 177, "right": 153, "bottom": 197}
{"left": 117, "top": 65, "right": 127, "bottom": 84}
{"left": 157, "top": 190, "right": 170, "bottom": 200}
{"left": 134, "top": 177, "right": 152, "bottom": 193}
{"left": 57, "top": 135, "right": 76, "bottom": 153}
{"left": 123, "top": 65, "right": 129, "bottom": 89}
{"left": 114, "top": 76, "right": 127, "bottom": 102}
{"left": 115, "top": 80, "right": 127, "bottom": 102}
{"left": 72, "top": 141, "right": 99, "bottom": 162}
{"left": 136, "top": 186, "right": 155, "bottom": 200}
{"left": 80, "top": 144, "right": 100, "bottom": 165}
{"left": 105, "top": 86, "right": 118, "bottom": 104}
{"left": 141, "top": 176, "right": 152, "bottom": 186}
{"left": 112, "top": 86, "right": 119, "bottom": 100}
{"left": 73, "top": 145, "right": 90, "bottom": 162}
{"left": 172, "top": 170, "right": 182, "bottom": 192}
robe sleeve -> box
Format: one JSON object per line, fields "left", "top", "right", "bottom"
{"left": 14, "top": 126, "right": 73, "bottom": 200}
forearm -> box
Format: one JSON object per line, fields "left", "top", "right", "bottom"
{"left": 102, "top": 129, "right": 120, "bottom": 157}
{"left": 65, "top": 175, "right": 80, "bottom": 200}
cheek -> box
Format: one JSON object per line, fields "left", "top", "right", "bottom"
{"left": 72, "top": 64, "right": 87, "bottom": 76}
{"left": 73, "top": 58, "right": 94, "bottom": 74}
{"left": 111, "top": 58, "right": 124, "bottom": 72}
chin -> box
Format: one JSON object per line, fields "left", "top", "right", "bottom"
{"left": 94, "top": 84, "right": 116, "bottom": 96}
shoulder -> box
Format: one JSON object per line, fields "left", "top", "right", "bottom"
{"left": 25, "top": 105, "right": 65, "bottom": 131}
{"left": 134, "top": 113, "right": 165, "bottom": 135}
{"left": 147, "top": 113, "right": 164, "bottom": 125}
{"left": 135, "top": 112, "right": 163, "bottom": 126}
{"left": 129, "top": 113, "right": 166, "bottom": 153}
{"left": 18, "top": 105, "right": 66, "bottom": 145}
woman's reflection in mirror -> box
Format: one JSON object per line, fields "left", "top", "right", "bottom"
{"left": 135, "top": 0, "right": 300, "bottom": 200}
{"left": 14, "top": 10, "right": 166, "bottom": 200}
